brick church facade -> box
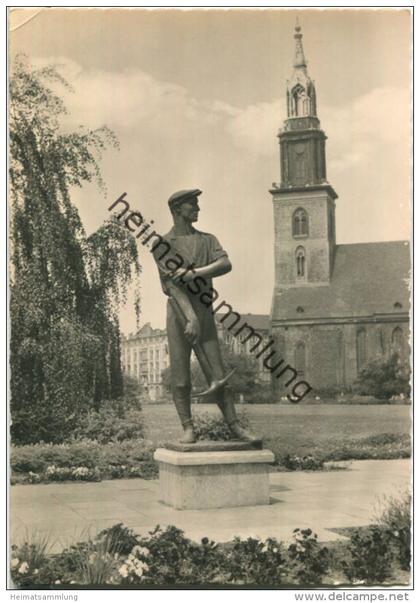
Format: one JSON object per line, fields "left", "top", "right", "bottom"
{"left": 270, "top": 23, "right": 410, "bottom": 392}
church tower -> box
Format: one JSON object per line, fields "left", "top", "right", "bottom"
{"left": 271, "top": 21, "right": 338, "bottom": 290}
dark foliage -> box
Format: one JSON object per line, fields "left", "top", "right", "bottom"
{"left": 342, "top": 526, "right": 395, "bottom": 584}
{"left": 354, "top": 353, "right": 411, "bottom": 400}
{"left": 9, "top": 56, "right": 141, "bottom": 444}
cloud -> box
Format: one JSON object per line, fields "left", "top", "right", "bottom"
{"left": 223, "top": 100, "right": 284, "bottom": 156}
{"left": 30, "top": 57, "right": 410, "bottom": 175}
{"left": 323, "top": 86, "right": 411, "bottom": 172}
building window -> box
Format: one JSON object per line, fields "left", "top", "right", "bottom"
{"left": 356, "top": 328, "right": 367, "bottom": 374}
{"left": 295, "top": 342, "right": 306, "bottom": 376}
{"left": 291, "top": 84, "right": 308, "bottom": 117}
{"left": 296, "top": 246, "right": 306, "bottom": 277}
{"left": 391, "top": 327, "right": 404, "bottom": 358}
{"left": 293, "top": 208, "right": 309, "bottom": 237}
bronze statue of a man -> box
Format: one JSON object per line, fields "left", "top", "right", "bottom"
{"left": 153, "top": 189, "right": 256, "bottom": 444}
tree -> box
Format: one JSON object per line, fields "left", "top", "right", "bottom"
{"left": 354, "top": 353, "right": 411, "bottom": 400}
{"left": 9, "top": 56, "right": 140, "bottom": 443}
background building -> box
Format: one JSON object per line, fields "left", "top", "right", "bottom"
{"left": 270, "top": 24, "right": 410, "bottom": 393}
{"left": 121, "top": 323, "right": 169, "bottom": 400}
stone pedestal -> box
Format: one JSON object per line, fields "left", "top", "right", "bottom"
{"left": 154, "top": 443, "right": 274, "bottom": 510}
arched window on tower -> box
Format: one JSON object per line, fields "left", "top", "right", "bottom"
{"left": 307, "top": 82, "right": 317, "bottom": 116}
{"left": 356, "top": 328, "right": 367, "bottom": 374}
{"left": 291, "top": 84, "right": 305, "bottom": 116}
{"left": 291, "top": 84, "right": 311, "bottom": 117}
{"left": 293, "top": 208, "right": 309, "bottom": 237}
{"left": 391, "top": 327, "right": 404, "bottom": 358}
{"left": 295, "top": 342, "right": 306, "bottom": 376}
{"left": 296, "top": 246, "right": 306, "bottom": 278}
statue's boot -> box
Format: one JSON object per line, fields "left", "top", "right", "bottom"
{"left": 172, "top": 386, "right": 196, "bottom": 444}
{"left": 180, "top": 424, "right": 196, "bottom": 444}
{"left": 217, "top": 397, "right": 259, "bottom": 443}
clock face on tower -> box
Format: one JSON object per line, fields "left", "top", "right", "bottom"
{"left": 291, "top": 143, "right": 307, "bottom": 183}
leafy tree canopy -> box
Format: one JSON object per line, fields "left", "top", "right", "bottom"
{"left": 10, "top": 56, "right": 141, "bottom": 443}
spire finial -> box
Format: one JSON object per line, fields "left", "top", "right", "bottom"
{"left": 293, "top": 19, "right": 306, "bottom": 69}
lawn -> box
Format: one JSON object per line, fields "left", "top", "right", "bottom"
{"left": 10, "top": 403, "right": 411, "bottom": 486}
{"left": 143, "top": 403, "right": 411, "bottom": 459}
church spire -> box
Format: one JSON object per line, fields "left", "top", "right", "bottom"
{"left": 286, "top": 20, "right": 317, "bottom": 119}
{"left": 293, "top": 18, "right": 307, "bottom": 69}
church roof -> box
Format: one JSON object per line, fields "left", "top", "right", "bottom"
{"left": 272, "top": 241, "right": 411, "bottom": 322}
{"left": 216, "top": 312, "right": 270, "bottom": 332}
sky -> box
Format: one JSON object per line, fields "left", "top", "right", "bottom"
{"left": 9, "top": 7, "right": 412, "bottom": 334}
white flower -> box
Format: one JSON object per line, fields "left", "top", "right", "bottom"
{"left": 18, "top": 562, "right": 29, "bottom": 574}
{"left": 33, "top": 569, "right": 39, "bottom": 575}
{"left": 55, "top": 580, "right": 61, "bottom": 584}
{"left": 132, "top": 545, "right": 149, "bottom": 557}
{"left": 272, "top": 547, "right": 278, "bottom": 553}
{"left": 119, "top": 564, "right": 129, "bottom": 578}
{"left": 11, "top": 558, "right": 20, "bottom": 569}
{"left": 134, "top": 560, "right": 149, "bottom": 577}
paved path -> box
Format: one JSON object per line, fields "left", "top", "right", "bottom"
{"left": 10, "top": 459, "right": 410, "bottom": 552}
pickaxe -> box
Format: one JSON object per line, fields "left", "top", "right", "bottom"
{"left": 169, "top": 296, "right": 236, "bottom": 398}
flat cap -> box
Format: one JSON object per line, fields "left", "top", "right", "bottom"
{"left": 168, "top": 189, "right": 202, "bottom": 209}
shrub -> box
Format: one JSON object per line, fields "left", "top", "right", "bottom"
{"left": 74, "top": 407, "right": 144, "bottom": 444}
{"left": 72, "top": 531, "right": 124, "bottom": 585}
{"left": 244, "top": 383, "right": 275, "bottom": 404}
{"left": 225, "top": 537, "right": 287, "bottom": 585}
{"left": 266, "top": 438, "right": 325, "bottom": 471}
{"left": 96, "top": 524, "right": 140, "bottom": 556}
{"left": 287, "top": 529, "right": 330, "bottom": 585}
{"left": 10, "top": 532, "right": 53, "bottom": 587}
{"left": 282, "top": 454, "right": 325, "bottom": 471}
{"left": 355, "top": 353, "right": 411, "bottom": 400}
{"left": 11, "top": 438, "right": 158, "bottom": 483}
{"left": 132, "top": 525, "right": 227, "bottom": 585}
{"left": 342, "top": 526, "right": 394, "bottom": 584}
{"left": 122, "top": 376, "right": 144, "bottom": 407}
{"left": 192, "top": 411, "right": 250, "bottom": 441}
{"left": 376, "top": 491, "right": 411, "bottom": 571}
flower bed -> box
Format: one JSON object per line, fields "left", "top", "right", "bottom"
{"left": 11, "top": 438, "right": 158, "bottom": 484}
{"left": 10, "top": 517, "right": 410, "bottom": 588}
